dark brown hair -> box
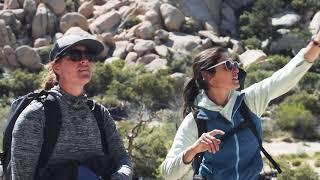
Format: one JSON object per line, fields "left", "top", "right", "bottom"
{"left": 182, "top": 47, "right": 228, "bottom": 117}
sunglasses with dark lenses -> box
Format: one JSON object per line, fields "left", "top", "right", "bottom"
{"left": 61, "top": 49, "right": 96, "bottom": 62}
{"left": 205, "top": 59, "right": 240, "bottom": 71}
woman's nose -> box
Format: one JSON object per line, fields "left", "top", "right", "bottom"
{"left": 232, "top": 67, "right": 239, "bottom": 73}
{"left": 80, "top": 58, "right": 90, "bottom": 64}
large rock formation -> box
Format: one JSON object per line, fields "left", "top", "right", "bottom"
{"left": 0, "top": 0, "right": 319, "bottom": 73}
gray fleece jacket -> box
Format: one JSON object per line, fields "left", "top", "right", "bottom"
{"left": 11, "top": 86, "right": 132, "bottom": 180}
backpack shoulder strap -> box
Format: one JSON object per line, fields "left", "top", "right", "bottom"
{"left": 239, "top": 101, "right": 282, "bottom": 174}
{"left": 191, "top": 109, "right": 206, "bottom": 176}
{"left": 36, "top": 92, "right": 61, "bottom": 170}
{"left": 87, "top": 100, "right": 109, "bottom": 155}
{"left": 1, "top": 90, "right": 51, "bottom": 176}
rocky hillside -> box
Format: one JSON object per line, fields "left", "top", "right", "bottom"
{"left": 0, "top": 0, "right": 320, "bottom": 77}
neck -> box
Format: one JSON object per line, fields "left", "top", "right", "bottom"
{"left": 59, "top": 83, "right": 84, "bottom": 96}
{"left": 206, "top": 88, "right": 230, "bottom": 106}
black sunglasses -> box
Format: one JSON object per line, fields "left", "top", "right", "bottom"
{"left": 205, "top": 59, "right": 240, "bottom": 71}
{"left": 61, "top": 49, "right": 96, "bottom": 62}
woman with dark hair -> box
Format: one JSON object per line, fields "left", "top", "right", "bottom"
{"left": 161, "top": 31, "right": 320, "bottom": 180}
{"left": 10, "top": 34, "right": 132, "bottom": 180}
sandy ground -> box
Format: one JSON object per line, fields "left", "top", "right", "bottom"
{"left": 263, "top": 141, "right": 320, "bottom": 156}
{"left": 263, "top": 140, "right": 320, "bottom": 175}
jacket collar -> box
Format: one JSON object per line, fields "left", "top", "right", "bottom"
{"left": 194, "top": 90, "right": 242, "bottom": 122}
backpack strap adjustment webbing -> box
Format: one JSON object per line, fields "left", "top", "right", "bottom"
{"left": 239, "top": 102, "right": 282, "bottom": 174}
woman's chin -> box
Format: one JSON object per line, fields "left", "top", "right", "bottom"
{"left": 233, "top": 82, "right": 240, "bottom": 89}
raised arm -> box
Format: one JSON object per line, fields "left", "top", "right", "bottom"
{"left": 304, "top": 32, "right": 320, "bottom": 62}
{"left": 243, "top": 31, "right": 320, "bottom": 116}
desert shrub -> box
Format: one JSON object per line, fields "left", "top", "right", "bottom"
{"left": 86, "top": 62, "right": 114, "bottom": 96}
{"left": 281, "top": 91, "right": 320, "bottom": 117}
{"left": 0, "top": 105, "right": 10, "bottom": 150}
{"left": 274, "top": 102, "right": 318, "bottom": 140}
{"left": 299, "top": 72, "right": 320, "bottom": 94}
{"left": 245, "top": 55, "right": 291, "bottom": 88}
{"left": 243, "top": 36, "right": 261, "bottom": 49}
{"left": 276, "top": 156, "right": 319, "bottom": 180}
{"left": 278, "top": 164, "right": 319, "bottom": 180}
{"left": 166, "top": 49, "right": 193, "bottom": 73}
{"left": 292, "top": 159, "right": 302, "bottom": 167}
{"left": 0, "top": 69, "right": 41, "bottom": 97}
{"left": 117, "top": 121, "right": 176, "bottom": 179}
{"left": 244, "top": 70, "right": 273, "bottom": 87}
{"left": 181, "top": 17, "right": 201, "bottom": 34}
{"left": 239, "top": 0, "right": 284, "bottom": 40}
{"left": 132, "top": 70, "right": 175, "bottom": 110}
{"left": 289, "top": 0, "right": 320, "bottom": 12}
{"left": 90, "top": 61, "right": 176, "bottom": 111}
{"left": 247, "top": 55, "right": 289, "bottom": 72}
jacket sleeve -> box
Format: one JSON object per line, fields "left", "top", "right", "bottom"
{"left": 101, "top": 107, "right": 132, "bottom": 180}
{"left": 160, "top": 113, "right": 198, "bottom": 180}
{"left": 242, "top": 48, "right": 313, "bottom": 116}
{"left": 11, "top": 102, "right": 45, "bottom": 180}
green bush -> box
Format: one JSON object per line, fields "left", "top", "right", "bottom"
{"left": 166, "top": 49, "right": 193, "bottom": 73}
{"left": 117, "top": 121, "right": 176, "bottom": 179}
{"left": 274, "top": 102, "right": 318, "bottom": 139}
{"left": 243, "top": 36, "right": 261, "bottom": 49}
{"left": 292, "top": 159, "right": 302, "bottom": 167}
{"left": 181, "top": 18, "right": 201, "bottom": 34}
{"left": 89, "top": 61, "right": 177, "bottom": 111}
{"left": 0, "top": 69, "right": 41, "bottom": 97}
{"left": 245, "top": 55, "right": 291, "bottom": 89}
{"left": 0, "top": 105, "right": 10, "bottom": 150}
{"left": 278, "top": 163, "right": 319, "bottom": 180}
{"left": 289, "top": 0, "right": 320, "bottom": 12}
{"left": 106, "top": 80, "right": 138, "bottom": 103}
{"left": 85, "top": 62, "right": 114, "bottom": 96}
{"left": 247, "top": 55, "right": 289, "bottom": 72}
{"left": 281, "top": 91, "right": 320, "bottom": 117}
{"left": 244, "top": 70, "right": 273, "bottom": 87}
{"left": 239, "top": 0, "right": 284, "bottom": 40}
{"left": 299, "top": 72, "right": 320, "bottom": 94}
{"left": 132, "top": 70, "right": 175, "bottom": 110}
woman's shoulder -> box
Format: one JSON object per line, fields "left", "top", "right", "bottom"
{"left": 20, "top": 100, "right": 45, "bottom": 119}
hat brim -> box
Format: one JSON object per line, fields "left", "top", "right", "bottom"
{"left": 55, "top": 39, "right": 104, "bottom": 60}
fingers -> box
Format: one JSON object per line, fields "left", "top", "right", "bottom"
{"left": 203, "top": 134, "right": 221, "bottom": 153}
{"left": 202, "top": 134, "right": 216, "bottom": 153}
{"left": 198, "top": 129, "right": 224, "bottom": 154}
{"left": 208, "top": 129, "right": 225, "bottom": 136}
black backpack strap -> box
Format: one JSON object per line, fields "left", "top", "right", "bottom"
{"left": 87, "top": 100, "right": 109, "bottom": 155}
{"left": 239, "top": 101, "right": 282, "bottom": 174}
{"left": 2, "top": 90, "right": 50, "bottom": 162}
{"left": 192, "top": 109, "right": 206, "bottom": 176}
{"left": 36, "top": 93, "right": 62, "bottom": 176}
{"left": 219, "top": 117, "right": 250, "bottom": 142}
